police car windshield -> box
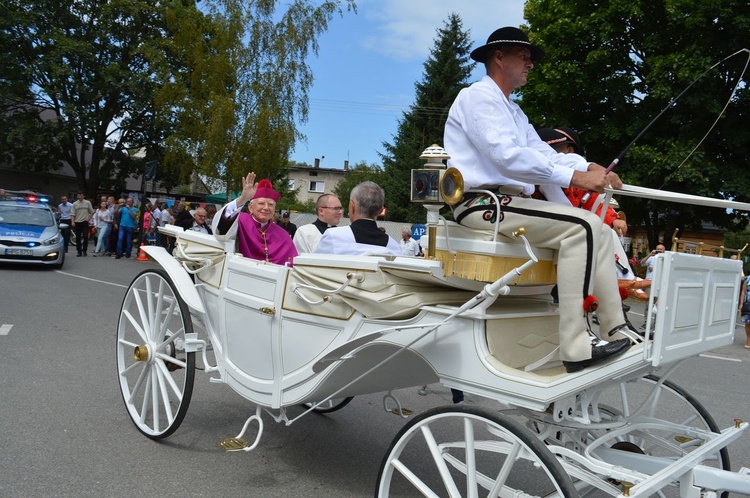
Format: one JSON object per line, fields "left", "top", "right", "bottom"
{"left": 0, "top": 205, "right": 55, "bottom": 227}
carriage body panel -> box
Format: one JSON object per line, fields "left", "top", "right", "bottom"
{"left": 150, "top": 224, "right": 741, "bottom": 412}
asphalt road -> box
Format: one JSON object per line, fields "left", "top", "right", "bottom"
{"left": 1, "top": 250, "right": 749, "bottom": 497}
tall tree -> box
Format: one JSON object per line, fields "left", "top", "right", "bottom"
{"left": 521, "top": 0, "right": 750, "bottom": 246}
{"left": 0, "top": 0, "right": 354, "bottom": 198}
{"left": 166, "top": 0, "right": 355, "bottom": 197}
{"left": 380, "top": 13, "right": 474, "bottom": 223}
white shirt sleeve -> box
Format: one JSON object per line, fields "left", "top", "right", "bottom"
{"left": 445, "top": 76, "right": 589, "bottom": 192}
{"left": 221, "top": 200, "right": 241, "bottom": 218}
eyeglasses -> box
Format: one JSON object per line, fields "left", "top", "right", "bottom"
{"left": 195, "top": 214, "right": 206, "bottom": 219}
{"left": 322, "top": 206, "right": 343, "bottom": 211}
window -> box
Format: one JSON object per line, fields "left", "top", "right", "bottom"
{"left": 288, "top": 179, "right": 295, "bottom": 190}
{"left": 309, "top": 181, "right": 325, "bottom": 193}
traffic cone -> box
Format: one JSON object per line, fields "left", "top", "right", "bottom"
{"left": 136, "top": 243, "right": 149, "bottom": 261}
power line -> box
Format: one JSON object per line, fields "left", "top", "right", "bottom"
{"left": 308, "top": 98, "right": 450, "bottom": 118}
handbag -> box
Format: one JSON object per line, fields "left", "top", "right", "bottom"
{"left": 742, "top": 302, "right": 750, "bottom": 315}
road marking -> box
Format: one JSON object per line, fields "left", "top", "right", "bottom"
{"left": 54, "top": 270, "right": 128, "bottom": 289}
{"left": 0, "top": 324, "right": 12, "bottom": 336}
{"left": 699, "top": 353, "right": 741, "bottom": 362}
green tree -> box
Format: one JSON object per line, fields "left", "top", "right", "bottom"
{"left": 521, "top": 0, "right": 750, "bottom": 246}
{"left": 0, "top": 0, "right": 177, "bottom": 195}
{"left": 0, "top": 0, "right": 355, "bottom": 198}
{"left": 332, "top": 161, "right": 383, "bottom": 217}
{"left": 380, "top": 13, "right": 474, "bottom": 223}
{"left": 166, "top": 0, "right": 355, "bottom": 197}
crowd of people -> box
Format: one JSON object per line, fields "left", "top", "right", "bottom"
{"left": 51, "top": 186, "right": 425, "bottom": 264}
{"left": 53, "top": 194, "right": 219, "bottom": 259}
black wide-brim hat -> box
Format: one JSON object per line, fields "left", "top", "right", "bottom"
{"left": 537, "top": 127, "right": 582, "bottom": 154}
{"left": 470, "top": 26, "right": 545, "bottom": 63}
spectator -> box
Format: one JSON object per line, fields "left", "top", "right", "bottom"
{"left": 293, "top": 194, "right": 343, "bottom": 253}
{"left": 159, "top": 204, "right": 173, "bottom": 228}
{"left": 152, "top": 201, "right": 162, "bottom": 228}
{"left": 116, "top": 198, "right": 138, "bottom": 259}
{"left": 278, "top": 211, "right": 297, "bottom": 238}
{"left": 72, "top": 192, "right": 94, "bottom": 257}
{"left": 57, "top": 195, "right": 73, "bottom": 253}
{"left": 174, "top": 201, "right": 193, "bottom": 229}
{"left": 399, "top": 228, "right": 420, "bottom": 257}
{"left": 205, "top": 204, "right": 217, "bottom": 227}
{"left": 140, "top": 201, "right": 154, "bottom": 245}
{"left": 185, "top": 207, "right": 212, "bottom": 234}
{"left": 109, "top": 198, "right": 125, "bottom": 257}
{"left": 640, "top": 244, "right": 665, "bottom": 282}
{"left": 92, "top": 201, "right": 112, "bottom": 256}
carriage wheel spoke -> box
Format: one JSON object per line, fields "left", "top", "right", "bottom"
{"left": 117, "top": 270, "right": 195, "bottom": 440}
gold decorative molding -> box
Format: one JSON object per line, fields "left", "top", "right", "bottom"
{"left": 434, "top": 249, "right": 555, "bottom": 284}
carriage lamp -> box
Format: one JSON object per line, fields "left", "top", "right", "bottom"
{"left": 410, "top": 144, "right": 451, "bottom": 204}
{"left": 412, "top": 145, "right": 451, "bottom": 259}
{"left": 411, "top": 169, "right": 441, "bottom": 203}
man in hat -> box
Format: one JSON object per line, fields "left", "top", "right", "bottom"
{"left": 293, "top": 193, "right": 343, "bottom": 253}
{"left": 213, "top": 173, "right": 297, "bottom": 265}
{"left": 315, "top": 181, "right": 400, "bottom": 256}
{"left": 278, "top": 211, "right": 297, "bottom": 238}
{"left": 444, "top": 26, "right": 631, "bottom": 373}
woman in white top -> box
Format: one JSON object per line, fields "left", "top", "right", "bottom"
{"left": 93, "top": 201, "right": 113, "bottom": 256}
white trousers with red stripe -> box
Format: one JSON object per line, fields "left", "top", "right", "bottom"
{"left": 453, "top": 195, "right": 625, "bottom": 362}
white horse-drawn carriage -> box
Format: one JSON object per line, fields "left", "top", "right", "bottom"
{"left": 116, "top": 153, "right": 750, "bottom": 496}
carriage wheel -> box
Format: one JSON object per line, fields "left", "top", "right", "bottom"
{"left": 376, "top": 405, "right": 577, "bottom": 497}
{"left": 579, "top": 374, "right": 731, "bottom": 498}
{"left": 303, "top": 397, "right": 354, "bottom": 414}
{"left": 116, "top": 269, "right": 195, "bottom": 440}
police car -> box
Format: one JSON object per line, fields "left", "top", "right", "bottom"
{"left": 0, "top": 192, "right": 65, "bottom": 269}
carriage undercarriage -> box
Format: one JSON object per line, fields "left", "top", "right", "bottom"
{"left": 116, "top": 185, "right": 750, "bottom": 497}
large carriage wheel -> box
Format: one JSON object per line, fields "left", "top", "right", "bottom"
{"left": 116, "top": 269, "right": 196, "bottom": 440}
{"left": 580, "top": 374, "right": 731, "bottom": 498}
{"left": 376, "top": 405, "right": 577, "bottom": 497}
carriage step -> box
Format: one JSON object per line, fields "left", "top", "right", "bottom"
{"left": 218, "top": 437, "right": 250, "bottom": 451}
{"left": 390, "top": 407, "right": 414, "bottom": 417}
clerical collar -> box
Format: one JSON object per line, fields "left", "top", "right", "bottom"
{"left": 313, "top": 218, "right": 329, "bottom": 234}
{"left": 251, "top": 215, "right": 269, "bottom": 228}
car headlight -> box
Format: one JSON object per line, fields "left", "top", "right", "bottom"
{"left": 43, "top": 234, "right": 62, "bottom": 246}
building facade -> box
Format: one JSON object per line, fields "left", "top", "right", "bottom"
{"left": 287, "top": 163, "right": 348, "bottom": 205}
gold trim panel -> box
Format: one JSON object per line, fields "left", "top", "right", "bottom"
{"left": 435, "top": 249, "right": 555, "bottom": 284}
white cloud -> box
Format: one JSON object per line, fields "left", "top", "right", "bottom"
{"left": 358, "top": 0, "right": 526, "bottom": 61}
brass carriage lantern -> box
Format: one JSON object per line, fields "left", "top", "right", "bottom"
{"left": 411, "top": 144, "right": 450, "bottom": 258}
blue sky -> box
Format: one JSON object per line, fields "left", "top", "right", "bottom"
{"left": 289, "top": 0, "right": 526, "bottom": 169}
